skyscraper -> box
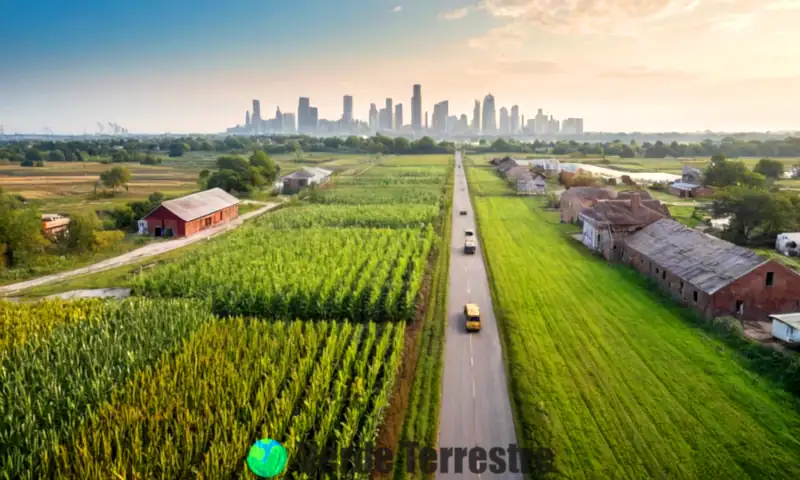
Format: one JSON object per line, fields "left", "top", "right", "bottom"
{"left": 252, "top": 100, "right": 262, "bottom": 133}
{"left": 385, "top": 98, "right": 393, "bottom": 129}
{"left": 510, "top": 105, "right": 520, "bottom": 134}
{"left": 343, "top": 95, "right": 353, "bottom": 124}
{"left": 425, "top": 111, "right": 428, "bottom": 130}
{"left": 499, "top": 107, "right": 510, "bottom": 134}
{"left": 482, "top": 94, "right": 496, "bottom": 133}
{"left": 282, "top": 113, "right": 296, "bottom": 133}
{"left": 245, "top": 111, "right": 250, "bottom": 126}
{"left": 275, "top": 107, "right": 283, "bottom": 132}
{"left": 411, "top": 85, "right": 422, "bottom": 131}
{"left": 395, "top": 104, "right": 403, "bottom": 130}
{"left": 432, "top": 101, "right": 448, "bottom": 132}
{"left": 562, "top": 118, "right": 584, "bottom": 134}
{"left": 369, "top": 103, "right": 378, "bottom": 131}
{"left": 309, "top": 107, "right": 319, "bottom": 131}
{"left": 298, "top": 97, "right": 310, "bottom": 132}
{"left": 534, "top": 108, "right": 548, "bottom": 135}
{"left": 459, "top": 114, "right": 469, "bottom": 133}
{"left": 472, "top": 100, "right": 480, "bottom": 133}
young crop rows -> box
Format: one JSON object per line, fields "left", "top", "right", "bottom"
{"left": 472, "top": 190, "right": 800, "bottom": 478}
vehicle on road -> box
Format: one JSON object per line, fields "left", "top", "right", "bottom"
{"left": 464, "top": 303, "right": 481, "bottom": 332}
{"left": 459, "top": 210, "right": 468, "bottom": 215}
{"left": 464, "top": 237, "right": 476, "bottom": 254}
{"left": 465, "top": 228, "right": 475, "bottom": 237}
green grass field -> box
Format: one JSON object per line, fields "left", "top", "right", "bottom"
{"left": 467, "top": 166, "right": 800, "bottom": 479}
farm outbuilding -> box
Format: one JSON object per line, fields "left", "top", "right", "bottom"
{"left": 517, "top": 173, "right": 547, "bottom": 196}
{"left": 139, "top": 188, "right": 239, "bottom": 238}
{"left": 668, "top": 165, "right": 713, "bottom": 198}
{"left": 282, "top": 167, "right": 332, "bottom": 193}
{"left": 41, "top": 214, "right": 70, "bottom": 238}
{"left": 559, "top": 187, "right": 651, "bottom": 224}
{"left": 622, "top": 219, "right": 800, "bottom": 322}
{"left": 771, "top": 313, "right": 800, "bottom": 344}
{"left": 579, "top": 192, "right": 670, "bottom": 261}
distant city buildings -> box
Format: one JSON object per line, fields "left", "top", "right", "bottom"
{"left": 395, "top": 104, "right": 403, "bottom": 131}
{"left": 229, "top": 86, "right": 585, "bottom": 137}
{"left": 510, "top": 105, "right": 520, "bottom": 134}
{"left": 343, "top": 95, "right": 353, "bottom": 124}
{"left": 499, "top": 107, "right": 509, "bottom": 135}
{"left": 482, "top": 94, "right": 496, "bottom": 133}
{"left": 472, "top": 100, "right": 480, "bottom": 133}
{"left": 412, "top": 85, "right": 422, "bottom": 131}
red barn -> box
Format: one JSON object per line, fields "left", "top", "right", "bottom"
{"left": 140, "top": 188, "right": 239, "bottom": 238}
{"left": 622, "top": 219, "right": 800, "bottom": 322}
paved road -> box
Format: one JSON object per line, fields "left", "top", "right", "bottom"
{"left": 0, "top": 201, "right": 283, "bottom": 295}
{"left": 437, "top": 152, "right": 523, "bottom": 479}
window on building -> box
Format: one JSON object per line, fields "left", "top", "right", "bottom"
{"left": 766, "top": 272, "right": 775, "bottom": 287}
{"left": 736, "top": 301, "right": 743, "bottom": 315}
{"left": 656, "top": 268, "right": 660, "bottom": 274}
{"left": 662, "top": 270, "right": 666, "bottom": 280}
{"left": 693, "top": 291, "right": 698, "bottom": 302}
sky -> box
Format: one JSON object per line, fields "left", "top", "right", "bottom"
{"left": 1, "top": 0, "right": 799, "bottom": 134}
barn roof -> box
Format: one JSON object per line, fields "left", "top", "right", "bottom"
{"left": 284, "top": 167, "right": 333, "bottom": 180}
{"left": 560, "top": 186, "right": 617, "bottom": 205}
{"left": 581, "top": 197, "right": 670, "bottom": 227}
{"left": 670, "top": 182, "right": 700, "bottom": 191}
{"left": 152, "top": 188, "right": 239, "bottom": 222}
{"left": 624, "top": 219, "right": 767, "bottom": 294}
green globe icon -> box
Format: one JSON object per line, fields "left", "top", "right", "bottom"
{"left": 247, "top": 438, "right": 288, "bottom": 478}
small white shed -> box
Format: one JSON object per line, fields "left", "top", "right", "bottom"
{"left": 770, "top": 313, "right": 800, "bottom": 344}
{"left": 776, "top": 233, "right": 800, "bottom": 256}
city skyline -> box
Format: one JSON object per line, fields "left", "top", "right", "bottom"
{"left": 229, "top": 85, "right": 585, "bottom": 137}
{"left": 2, "top": 1, "right": 799, "bottom": 133}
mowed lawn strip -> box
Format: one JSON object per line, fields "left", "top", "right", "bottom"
{"left": 474, "top": 195, "right": 800, "bottom": 479}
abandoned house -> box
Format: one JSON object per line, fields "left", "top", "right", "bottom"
{"left": 139, "top": 188, "right": 239, "bottom": 238}
{"left": 668, "top": 165, "right": 713, "bottom": 198}
{"left": 282, "top": 167, "right": 333, "bottom": 194}
{"left": 517, "top": 173, "right": 547, "bottom": 196}
{"left": 579, "top": 192, "right": 670, "bottom": 261}
{"left": 622, "top": 218, "right": 800, "bottom": 322}
{"left": 559, "top": 187, "right": 651, "bottom": 224}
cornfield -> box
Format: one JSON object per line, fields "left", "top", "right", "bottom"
{"left": 0, "top": 298, "right": 213, "bottom": 479}
{"left": 38, "top": 318, "right": 404, "bottom": 479}
{"left": 253, "top": 204, "right": 439, "bottom": 229}
{"left": 311, "top": 186, "right": 442, "bottom": 205}
{"left": 0, "top": 299, "right": 110, "bottom": 351}
{"left": 134, "top": 226, "right": 436, "bottom": 320}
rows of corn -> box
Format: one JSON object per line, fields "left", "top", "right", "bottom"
{"left": 1, "top": 155, "right": 450, "bottom": 479}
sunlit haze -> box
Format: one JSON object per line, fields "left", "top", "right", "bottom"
{"left": 2, "top": 0, "right": 799, "bottom": 133}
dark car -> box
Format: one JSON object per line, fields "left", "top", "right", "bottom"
{"left": 459, "top": 210, "right": 468, "bottom": 215}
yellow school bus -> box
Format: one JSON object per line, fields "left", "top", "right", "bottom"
{"left": 464, "top": 303, "right": 481, "bottom": 332}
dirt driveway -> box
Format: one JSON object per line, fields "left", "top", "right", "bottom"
{"left": 0, "top": 201, "right": 283, "bottom": 296}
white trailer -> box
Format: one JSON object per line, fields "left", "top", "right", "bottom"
{"left": 770, "top": 313, "right": 800, "bottom": 344}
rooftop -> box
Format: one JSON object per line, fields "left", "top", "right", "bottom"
{"left": 581, "top": 196, "right": 670, "bottom": 226}
{"left": 284, "top": 166, "right": 333, "bottom": 179}
{"left": 671, "top": 182, "right": 700, "bottom": 190}
{"left": 625, "top": 219, "right": 768, "bottom": 294}
{"left": 770, "top": 313, "right": 800, "bottom": 329}
{"left": 154, "top": 188, "right": 239, "bottom": 222}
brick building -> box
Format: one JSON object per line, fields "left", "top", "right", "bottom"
{"left": 579, "top": 192, "right": 670, "bottom": 261}
{"left": 560, "top": 188, "right": 653, "bottom": 224}
{"left": 140, "top": 188, "right": 239, "bottom": 238}
{"left": 622, "top": 219, "right": 800, "bottom": 322}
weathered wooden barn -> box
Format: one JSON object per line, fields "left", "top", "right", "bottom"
{"left": 517, "top": 173, "right": 547, "bottom": 196}
{"left": 282, "top": 167, "right": 332, "bottom": 193}
{"left": 559, "top": 188, "right": 651, "bottom": 224}
{"left": 622, "top": 218, "right": 800, "bottom": 322}
{"left": 140, "top": 188, "right": 239, "bottom": 238}
{"left": 579, "top": 192, "right": 670, "bottom": 261}
{"left": 668, "top": 165, "right": 713, "bottom": 198}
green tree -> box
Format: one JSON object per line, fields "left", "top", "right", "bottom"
{"left": 0, "top": 194, "right": 47, "bottom": 268}
{"left": 25, "top": 149, "right": 42, "bottom": 162}
{"left": 249, "top": 150, "right": 278, "bottom": 183}
{"left": 704, "top": 154, "right": 765, "bottom": 188}
{"left": 394, "top": 136, "right": 410, "bottom": 153}
{"left": 168, "top": 143, "right": 189, "bottom": 157}
{"left": 48, "top": 150, "right": 66, "bottom": 162}
{"left": 712, "top": 187, "right": 799, "bottom": 245}
{"left": 99, "top": 166, "right": 132, "bottom": 192}
{"left": 65, "top": 212, "right": 101, "bottom": 252}
{"left": 753, "top": 158, "right": 784, "bottom": 180}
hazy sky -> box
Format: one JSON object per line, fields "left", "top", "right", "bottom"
{"left": 1, "top": 0, "right": 799, "bottom": 133}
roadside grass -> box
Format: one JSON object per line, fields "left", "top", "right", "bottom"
{"left": 470, "top": 190, "right": 800, "bottom": 478}
{"left": 667, "top": 205, "right": 702, "bottom": 228}
{"left": 0, "top": 234, "right": 157, "bottom": 287}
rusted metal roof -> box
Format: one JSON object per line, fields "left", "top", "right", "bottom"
{"left": 625, "top": 219, "right": 767, "bottom": 294}
{"left": 155, "top": 188, "right": 239, "bottom": 222}
{"left": 581, "top": 197, "right": 670, "bottom": 226}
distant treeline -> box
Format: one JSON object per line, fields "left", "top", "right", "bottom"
{"left": 2, "top": 135, "right": 800, "bottom": 164}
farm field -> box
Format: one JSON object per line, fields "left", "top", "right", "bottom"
{"left": 1, "top": 153, "right": 453, "bottom": 479}
{"left": 466, "top": 166, "right": 800, "bottom": 478}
